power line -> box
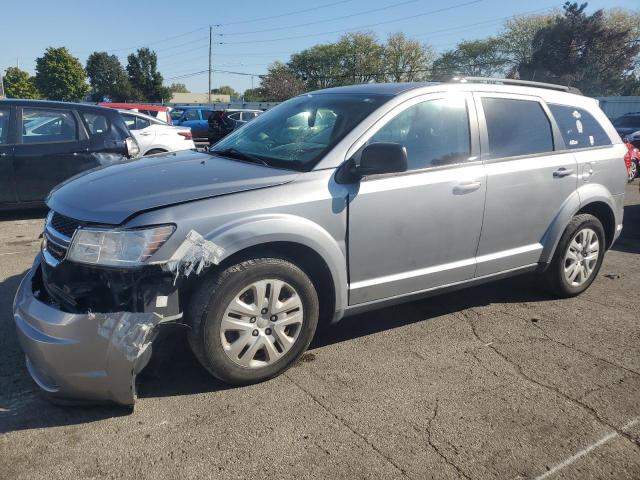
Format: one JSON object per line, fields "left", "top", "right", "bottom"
{"left": 218, "top": 0, "right": 425, "bottom": 36}
{"left": 216, "top": 0, "right": 355, "bottom": 26}
{"left": 216, "top": 0, "right": 483, "bottom": 45}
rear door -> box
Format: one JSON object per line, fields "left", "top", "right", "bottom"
{"left": 13, "top": 107, "right": 91, "bottom": 202}
{"left": 473, "top": 93, "right": 577, "bottom": 276}
{"left": 0, "top": 106, "right": 17, "bottom": 204}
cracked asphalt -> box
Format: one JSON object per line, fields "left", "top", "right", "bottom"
{"left": 1, "top": 181, "right": 639, "bottom": 480}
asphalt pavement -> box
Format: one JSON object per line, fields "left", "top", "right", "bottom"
{"left": 0, "top": 181, "right": 639, "bottom": 480}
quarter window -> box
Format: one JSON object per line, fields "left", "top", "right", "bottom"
{"left": 0, "top": 108, "right": 9, "bottom": 144}
{"left": 549, "top": 104, "right": 611, "bottom": 149}
{"left": 22, "top": 108, "right": 77, "bottom": 144}
{"left": 367, "top": 97, "right": 471, "bottom": 170}
{"left": 481, "top": 98, "right": 553, "bottom": 159}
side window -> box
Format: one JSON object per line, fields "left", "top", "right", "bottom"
{"left": 82, "top": 112, "right": 110, "bottom": 135}
{"left": 122, "top": 114, "right": 137, "bottom": 130}
{"left": 135, "top": 117, "right": 151, "bottom": 129}
{"left": 228, "top": 112, "right": 241, "bottom": 121}
{"left": 549, "top": 104, "right": 611, "bottom": 149}
{"left": 184, "top": 109, "right": 199, "bottom": 121}
{"left": 367, "top": 97, "right": 471, "bottom": 170}
{"left": 481, "top": 97, "right": 553, "bottom": 159}
{"left": 201, "top": 109, "right": 214, "bottom": 120}
{"left": 22, "top": 108, "right": 77, "bottom": 144}
{"left": 0, "top": 108, "right": 10, "bottom": 144}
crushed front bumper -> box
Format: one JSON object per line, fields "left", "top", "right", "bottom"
{"left": 13, "top": 256, "right": 163, "bottom": 406}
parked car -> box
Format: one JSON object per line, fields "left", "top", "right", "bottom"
{"left": 0, "top": 99, "right": 138, "bottom": 209}
{"left": 208, "top": 109, "right": 263, "bottom": 144}
{"left": 612, "top": 112, "right": 640, "bottom": 147}
{"left": 119, "top": 110, "right": 195, "bottom": 156}
{"left": 170, "top": 106, "right": 214, "bottom": 139}
{"left": 15, "top": 79, "right": 627, "bottom": 407}
{"left": 100, "top": 103, "right": 173, "bottom": 125}
{"left": 624, "top": 142, "right": 639, "bottom": 181}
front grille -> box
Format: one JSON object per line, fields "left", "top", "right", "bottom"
{"left": 50, "top": 212, "right": 84, "bottom": 239}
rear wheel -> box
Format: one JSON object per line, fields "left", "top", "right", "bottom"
{"left": 630, "top": 160, "right": 638, "bottom": 181}
{"left": 544, "top": 214, "right": 605, "bottom": 297}
{"left": 187, "top": 258, "right": 319, "bottom": 385}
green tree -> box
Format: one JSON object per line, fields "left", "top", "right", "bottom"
{"left": 519, "top": 2, "right": 640, "bottom": 95}
{"left": 289, "top": 43, "right": 346, "bottom": 90}
{"left": 497, "top": 13, "right": 556, "bottom": 77}
{"left": 432, "top": 38, "right": 507, "bottom": 78}
{"left": 383, "top": 32, "right": 434, "bottom": 82}
{"left": 86, "top": 51, "right": 136, "bottom": 101}
{"left": 243, "top": 87, "right": 267, "bottom": 101}
{"left": 34, "top": 47, "right": 89, "bottom": 101}
{"left": 169, "top": 83, "right": 190, "bottom": 93}
{"left": 3, "top": 67, "right": 40, "bottom": 99}
{"left": 210, "top": 85, "right": 238, "bottom": 97}
{"left": 335, "top": 32, "right": 385, "bottom": 84}
{"left": 259, "top": 62, "right": 306, "bottom": 101}
{"left": 126, "top": 48, "right": 171, "bottom": 102}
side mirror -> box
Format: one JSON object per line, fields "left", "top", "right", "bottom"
{"left": 357, "top": 142, "right": 408, "bottom": 177}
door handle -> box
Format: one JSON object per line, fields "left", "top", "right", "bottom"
{"left": 553, "top": 167, "right": 574, "bottom": 178}
{"left": 453, "top": 181, "right": 482, "bottom": 194}
{"left": 139, "top": 132, "right": 151, "bottom": 136}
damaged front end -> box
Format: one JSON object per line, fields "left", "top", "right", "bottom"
{"left": 13, "top": 213, "right": 224, "bottom": 407}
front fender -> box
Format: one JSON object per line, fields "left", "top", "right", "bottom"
{"left": 201, "top": 214, "right": 348, "bottom": 321}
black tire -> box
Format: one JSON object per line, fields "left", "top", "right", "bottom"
{"left": 144, "top": 148, "right": 168, "bottom": 156}
{"left": 631, "top": 160, "right": 639, "bottom": 181}
{"left": 186, "top": 257, "right": 319, "bottom": 385}
{"left": 544, "top": 214, "right": 605, "bottom": 298}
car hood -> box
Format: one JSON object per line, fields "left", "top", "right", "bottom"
{"left": 47, "top": 150, "right": 299, "bottom": 224}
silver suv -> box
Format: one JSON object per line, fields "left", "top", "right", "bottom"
{"left": 14, "top": 79, "right": 627, "bottom": 406}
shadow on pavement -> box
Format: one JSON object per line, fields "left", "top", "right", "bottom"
{"left": 0, "top": 208, "right": 47, "bottom": 222}
{"left": 612, "top": 203, "right": 640, "bottom": 254}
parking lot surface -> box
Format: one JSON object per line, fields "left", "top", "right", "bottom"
{"left": 1, "top": 182, "right": 639, "bottom": 480}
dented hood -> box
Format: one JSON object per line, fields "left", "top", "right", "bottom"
{"left": 47, "top": 150, "right": 299, "bottom": 224}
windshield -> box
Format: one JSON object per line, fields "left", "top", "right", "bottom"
{"left": 613, "top": 116, "right": 640, "bottom": 128}
{"left": 209, "top": 93, "right": 389, "bottom": 171}
{"left": 170, "top": 109, "right": 185, "bottom": 120}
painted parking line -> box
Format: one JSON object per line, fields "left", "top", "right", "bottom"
{"left": 0, "top": 252, "right": 23, "bottom": 256}
{"left": 534, "top": 417, "right": 640, "bottom": 480}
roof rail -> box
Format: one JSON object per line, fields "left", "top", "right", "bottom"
{"left": 449, "top": 76, "right": 583, "bottom": 95}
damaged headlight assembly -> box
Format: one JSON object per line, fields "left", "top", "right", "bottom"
{"left": 67, "top": 225, "right": 176, "bottom": 267}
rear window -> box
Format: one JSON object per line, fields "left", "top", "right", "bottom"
{"left": 22, "top": 108, "right": 77, "bottom": 144}
{"left": 549, "top": 104, "right": 612, "bottom": 149}
{"left": 482, "top": 97, "right": 553, "bottom": 159}
{"left": 82, "top": 112, "right": 111, "bottom": 135}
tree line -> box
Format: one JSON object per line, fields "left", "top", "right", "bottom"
{"left": 2, "top": 47, "right": 186, "bottom": 103}
{"left": 246, "top": 2, "right": 640, "bottom": 101}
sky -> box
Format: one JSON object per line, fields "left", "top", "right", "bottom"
{"left": 1, "top": 0, "right": 637, "bottom": 95}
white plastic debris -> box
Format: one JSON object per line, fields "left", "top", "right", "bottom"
{"left": 164, "top": 230, "right": 225, "bottom": 284}
{"left": 94, "top": 311, "right": 164, "bottom": 362}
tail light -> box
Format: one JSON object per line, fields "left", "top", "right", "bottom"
{"left": 178, "top": 131, "right": 193, "bottom": 140}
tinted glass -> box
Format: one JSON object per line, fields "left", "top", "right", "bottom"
{"left": 22, "top": 108, "right": 77, "bottom": 144}
{"left": 82, "top": 112, "right": 110, "bottom": 135}
{"left": 613, "top": 115, "right": 640, "bottom": 129}
{"left": 170, "top": 108, "right": 185, "bottom": 120}
{"left": 122, "top": 113, "right": 137, "bottom": 130}
{"left": 201, "top": 109, "right": 214, "bottom": 120}
{"left": 482, "top": 98, "right": 553, "bottom": 158}
{"left": 0, "top": 108, "right": 9, "bottom": 144}
{"left": 549, "top": 104, "right": 611, "bottom": 149}
{"left": 136, "top": 117, "right": 151, "bottom": 129}
{"left": 211, "top": 93, "right": 388, "bottom": 172}
{"left": 368, "top": 97, "right": 471, "bottom": 170}
{"left": 184, "top": 109, "right": 199, "bottom": 121}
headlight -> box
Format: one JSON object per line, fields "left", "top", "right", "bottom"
{"left": 67, "top": 225, "right": 175, "bottom": 267}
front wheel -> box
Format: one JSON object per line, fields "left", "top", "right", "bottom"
{"left": 543, "top": 214, "right": 605, "bottom": 297}
{"left": 630, "top": 160, "right": 638, "bottom": 182}
{"left": 187, "top": 258, "right": 319, "bottom": 385}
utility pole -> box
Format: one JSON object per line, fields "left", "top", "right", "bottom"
{"left": 208, "top": 25, "right": 212, "bottom": 105}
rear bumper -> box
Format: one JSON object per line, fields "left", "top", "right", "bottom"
{"left": 13, "top": 255, "right": 161, "bottom": 406}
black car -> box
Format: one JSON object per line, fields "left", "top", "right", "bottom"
{"left": 0, "top": 99, "right": 137, "bottom": 209}
{"left": 207, "top": 109, "right": 262, "bottom": 144}
{"left": 612, "top": 112, "right": 640, "bottom": 147}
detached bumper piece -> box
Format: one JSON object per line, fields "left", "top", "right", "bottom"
{"left": 13, "top": 257, "right": 176, "bottom": 406}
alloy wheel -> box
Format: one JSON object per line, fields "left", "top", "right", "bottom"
{"left": 220, "top": 279, "right": 304, "bottom": 368}
{"left": 563, "top": 228, "right": 600, "bottom": 287}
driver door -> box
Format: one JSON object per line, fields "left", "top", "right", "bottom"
{"left": 347, "top": 93, "right": 487, "bottom": 304}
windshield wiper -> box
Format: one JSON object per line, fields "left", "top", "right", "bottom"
{"left": 212, "top": 148, "right": 270, "bottom": 167}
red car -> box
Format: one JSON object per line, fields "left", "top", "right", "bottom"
{"left": 624, "top": 142, "right": 639, "bottom": 182}
{"left": 99, "top": 103, "right": 172, "bottom": 125}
